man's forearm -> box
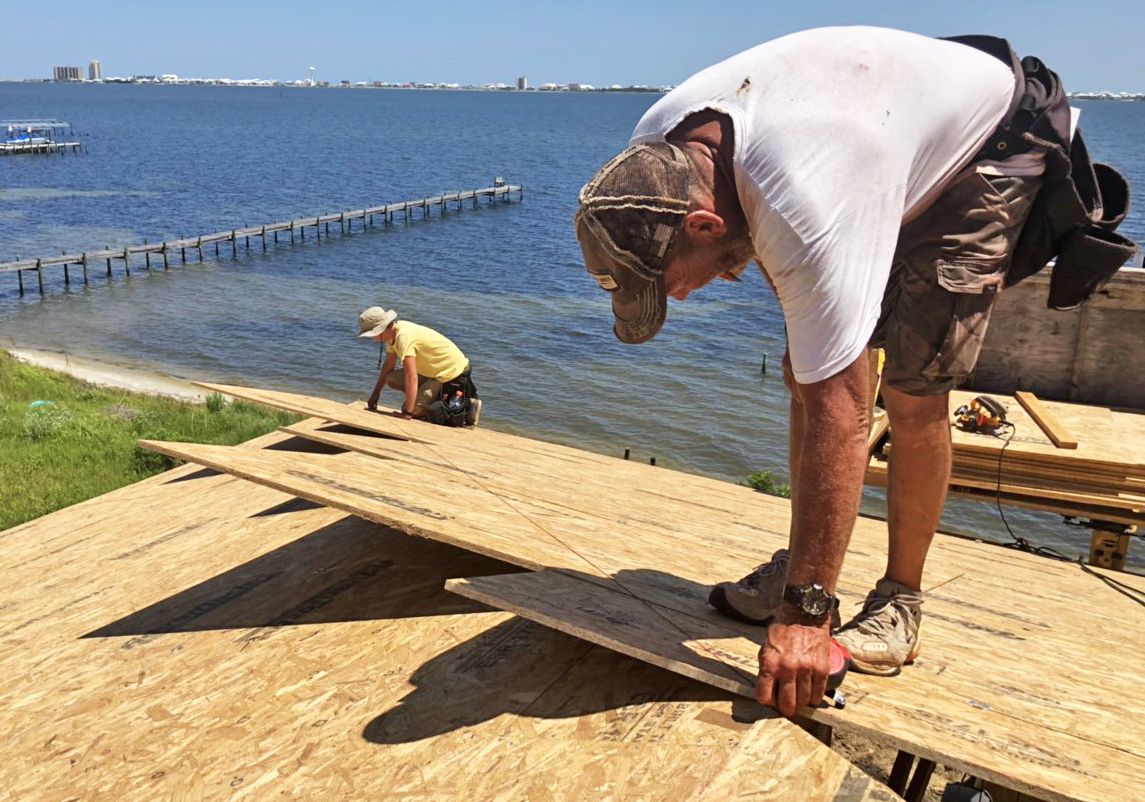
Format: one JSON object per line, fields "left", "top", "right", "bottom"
{"left": 784, "top": 354, "right": 871, "bottom": 594}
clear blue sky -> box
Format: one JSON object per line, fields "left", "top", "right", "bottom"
{"left": 1, "top": 1, "right": 1140, "bottom": 91}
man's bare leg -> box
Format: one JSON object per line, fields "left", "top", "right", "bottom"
{"left": 880, "top": 385, "right": 952, "bottom": 590}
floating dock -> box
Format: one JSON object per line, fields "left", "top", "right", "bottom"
{"left": 0, "top": 181, "right": 523, "bottom": 296}
{"left": 1, "top": 119, "right": 81, "bottom": 155}
{"left": 2, "top": 383, "right": 1139, "bottom": 801}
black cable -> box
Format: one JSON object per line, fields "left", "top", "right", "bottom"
{"left": 987, "top": 421, "right": 1073, "bottom": 562}
{"left": 1076, "top": 558, "right": 1145, "bottom": 607}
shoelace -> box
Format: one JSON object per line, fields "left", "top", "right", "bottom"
{"left": 740, "top": 555, "right": 788, "bottom": 589}
{"left": 850, "top": 593, "right": 919, "bottom": 637}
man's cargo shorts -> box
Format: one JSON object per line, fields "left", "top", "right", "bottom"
{"left": 869, "top": 166, "right": 1042, "bottom": 396}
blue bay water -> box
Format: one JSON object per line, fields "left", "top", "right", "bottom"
{"left": 1, "top": 82, "right": 1143, "bottom": 566}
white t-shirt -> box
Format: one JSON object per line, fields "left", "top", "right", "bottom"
{"left": 631, "top": 27, "right": 1016, "bottom": 383}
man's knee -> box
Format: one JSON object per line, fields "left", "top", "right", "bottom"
{"left": 883, "top": 385, "right": 949, "bottom": 430}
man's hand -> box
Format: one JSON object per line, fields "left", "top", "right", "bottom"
{"left": 367, "top": 393, "right": 380, "bottom": 412}
{"left": 392, "top": 408, "right": 412, "bottom": 419}
{"left": 756, "top": 611, "right": 831, "bottom": 717}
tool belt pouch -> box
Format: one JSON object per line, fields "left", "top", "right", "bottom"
{"left": 948, "top": 40, "right": 1140, "bottom": 307}
{"left": 993, "top": 60, "right": 1138, "bottom": 306}
{"left": 1046, "top": 160, "right": 1137, "bottom": 310}
{"left": 425, "top": 371, "right": 478, "bottom": 427}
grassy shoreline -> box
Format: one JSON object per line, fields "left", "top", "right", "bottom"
{"left": 0, "top": 351, "right": 299, "bottom": 531}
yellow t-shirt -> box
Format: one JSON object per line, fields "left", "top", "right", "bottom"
{"left": 387, "top": 321, "right": 469, "bottom": 382}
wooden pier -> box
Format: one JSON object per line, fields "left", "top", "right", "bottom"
{"left": 0, "top": 181, "right": 524, "bottom": 296}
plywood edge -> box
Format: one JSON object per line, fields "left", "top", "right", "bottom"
{"left": 1015, "top": 391, "right": 1079, "bottom": 449}
{"left": 193, "top": 382, "right": 430, "bottom": 444}
{"left": 134, "top": 440, "right": 549, "bottom": 572}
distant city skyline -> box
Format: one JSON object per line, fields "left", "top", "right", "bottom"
{"left": 2, "top": 1, "right": 1143, "bottom": 92}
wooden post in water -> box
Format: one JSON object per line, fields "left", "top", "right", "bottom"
{"left": 196, "top": 238, "right": 203, "bottom": 262}
{"left": 144, "top": 240, "right": 151, "bottom": 269}
{"left": 63, "top": 252, "right": 70, "bottom": 287}
{"left": 105, "top": 246, "right": 112, "bottom": 277}
{"left": 36, "top": 259, "right": 44, "bottom": 295}
{"left": 161, "top": 244, "right": 169, "bottom": 270}
{"left": 81, "top": 253, "right": 89, "bottom": 285}
{"left": 290, "top": 221, "right": 296, "bottom": 245}
{"left": 180, "top": 239, "right": 187, "bottom": 264}
{"left": 17, "top": 268, "right": 24, "bottom": 296}
{"left": 260, "top": 227, "right": 267, "bottom": 252}
{"left": 122, "top": 247, "right": 130, "bottom": 276}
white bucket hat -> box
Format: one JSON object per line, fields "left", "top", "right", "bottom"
{"left": 357, "top": 306, "right": 397, "bottom": 338}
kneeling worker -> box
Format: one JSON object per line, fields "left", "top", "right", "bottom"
{"left": 357, "top": 306, "right": 481, "bottom": 426}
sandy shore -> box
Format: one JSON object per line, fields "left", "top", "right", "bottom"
{"left": 5, "top": 347, "right": 209, "bottom": 402}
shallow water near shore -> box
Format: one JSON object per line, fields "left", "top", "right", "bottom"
{"left": 2, "top": 82, "right": 1143, "bottom": 568}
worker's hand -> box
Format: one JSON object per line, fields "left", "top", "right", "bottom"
{"left": 367, "top": 392, "right": 380, "bottom": 412}
{"left": 392, "top": 408, "right": 412, "bottom": 420}
{"left": 756, "top": 611, "right": 831, "bottom": 717}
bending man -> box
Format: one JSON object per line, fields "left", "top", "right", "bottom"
{"left": 574, "top": 27, "right": 1052, "bottom": 717}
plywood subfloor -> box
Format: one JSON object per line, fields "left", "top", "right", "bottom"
{"left": 447, "top": 569, "right": 1145, "bottom": 802}
{"left": 0, "top": 432, "right": 896, "bottom": 801}
{"left": 133, "top": 386, "right": 1145, "bottom": 802}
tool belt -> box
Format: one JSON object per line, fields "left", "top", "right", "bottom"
{"left": 424, "top": 368, "right": 478, "bottom": 427}
{"left": 945, "top": 35, "right": 1138, "bottom": 310}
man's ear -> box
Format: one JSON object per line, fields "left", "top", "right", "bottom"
{"left": 682, "top": 210, "right": 727, "bottom": 242}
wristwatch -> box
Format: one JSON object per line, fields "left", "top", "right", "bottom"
{"left": 781, "top": 583, "right": 835, "bottom": 624}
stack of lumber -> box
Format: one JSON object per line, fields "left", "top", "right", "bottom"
{"left": 120, "top": 382, "right": 1145, "bottom": 802}
{"left": 866, "top": 390, "right": 1145, "bottom": 527}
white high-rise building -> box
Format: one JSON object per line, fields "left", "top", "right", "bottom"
{"left": 88, "top": 60, "right": 103, "bottom": 81}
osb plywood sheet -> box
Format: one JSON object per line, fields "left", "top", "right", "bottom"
{"left": 450, "top": 568, "right": 1145, "bottom": 802}
{"left": 135, "top": 406, "right": 1145, "bottom": 802}
{"left": 0, "top": 445, "right": 895, "bottom": 801}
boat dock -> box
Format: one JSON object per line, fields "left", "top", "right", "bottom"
{"left": 0, "top": 181, "right": 523, "bottom": 296}
{"left": 2, "top": 382, "right": 1141, "bottom": 801}
{"left": 1, "top": 119, "right": 82, "bottom": 155}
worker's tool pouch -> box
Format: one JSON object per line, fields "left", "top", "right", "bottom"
{"left": 945, "top": 35, "right": 1138, "bottom": 310}
{"left": 424, "top": 370, "right": 478, "bottom": 427}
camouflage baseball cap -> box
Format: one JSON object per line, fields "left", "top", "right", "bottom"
{"left": 574, "top": 142, "right": 691, "bottom": 344}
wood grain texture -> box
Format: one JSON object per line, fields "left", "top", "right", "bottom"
{"left": 449, "top": 568, "right": 1145, "bottom": 802}
{"left": 126, "top": 384, "right": 1145, "bottom": 802}
{"left": 973, "top": 268, "right": 1145, "bottom": 408}
{"left": 1014, "top": 391, "right": 1079, "bottom": 449}
{"left": 0, "top": 430, "right": 896, "bottom": 802}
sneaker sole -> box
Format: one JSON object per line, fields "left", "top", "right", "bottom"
{"left": 846, "top": 644, "right": 920, "bottom": 677}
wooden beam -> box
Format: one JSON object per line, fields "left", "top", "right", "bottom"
{"left": 1015, "top": 390, "right": 1079, "bottom": 449}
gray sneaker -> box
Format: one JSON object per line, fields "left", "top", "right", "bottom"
{"left": 834, "top": 578, "right": 922, "bottom": 676}
{"left": 707, "top": 550, "right": 791, "bottom": 624}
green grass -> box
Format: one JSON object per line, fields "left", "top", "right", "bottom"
{"left": 0, "top": 352, "right": 301, "bottom": 531}
{"left": 742, "top": 469, "right": 791, "bottom": 498}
